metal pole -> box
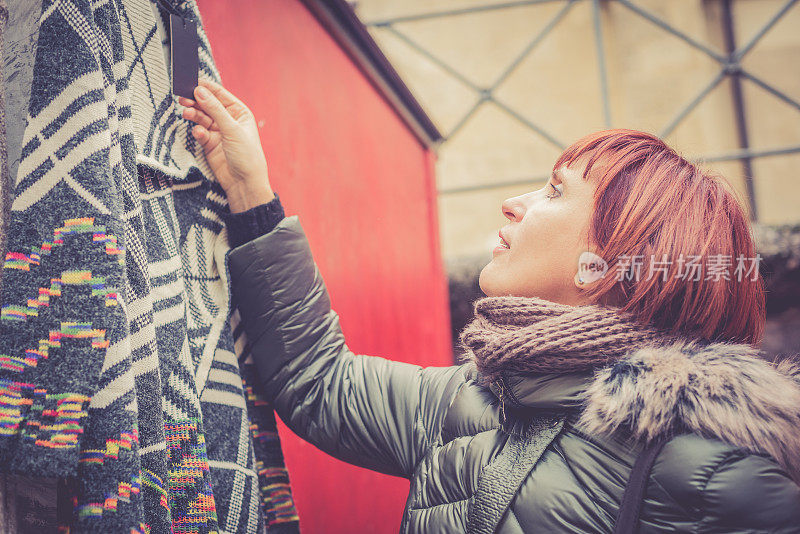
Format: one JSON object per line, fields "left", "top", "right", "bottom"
{"left": 698, "top": 144, "right": 800, "bottom": 163}
{"left": 593, "top": 0, "right": 612, "bottom": 127}
{"left": 721, "top": 0, "right": 758, "bottom": 221}
{"left": 659, "top": 70, "right": 726, "bottom": 138}
{"left": 615, "top": 0, "right": 727, "bottom": 63}
{"left": 733, "top": 0, "right": 799, "bottom": 62}
{"left": 366, "top": 0, "right": 567, "bottom": 26}
{"left": 489, "top": 0, "right": 577, "bottom": 91}
{"left": 740, "top": 70, "right": 800, "bottom": 113}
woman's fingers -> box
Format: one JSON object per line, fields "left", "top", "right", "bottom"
{"left": 198, "top": 80, "right": 252, "bottom": 121}
{"left": 191, "top": 124, "right": 209, "bottom": 143}
{"left": 182, "top": 107, "right": 215, "bottom": 130}
{"left": 194, "top": 86, "right": 237, "bottom": 131}
{"left": 177, "top": 96, "right": 196, "bottom": 108}
{"left": 191, "top": 124, "right": 221, "bottom": 151}
{"left": 198, "top": 79, "right": 243, "bottom": 107}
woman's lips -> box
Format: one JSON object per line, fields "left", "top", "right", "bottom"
{"left": 498, "top": 231, "right": 510, "bottom": 248}
{"left": 494, "top": 231, "right": 510, "bottom": 255}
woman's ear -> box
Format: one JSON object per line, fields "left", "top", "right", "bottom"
{"left": 574, "top": 271, "right": 587, "bottom": 290}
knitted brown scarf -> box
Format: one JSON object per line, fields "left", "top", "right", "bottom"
{"left": 459, "top": 296, "right": 677, "bottom": 380}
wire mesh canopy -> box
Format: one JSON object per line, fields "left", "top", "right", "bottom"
{"left": 364, "top": 0, "right": 800, "bottom": 221}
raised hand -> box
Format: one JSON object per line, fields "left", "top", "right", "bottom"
{"left": 179, "top": 79, "right": 274, "bottom": 213}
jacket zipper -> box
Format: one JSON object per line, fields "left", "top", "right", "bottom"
{"left": 500, "top": 375, "right": 525, "bottom": 409}
{"left": 496, "top": 375, "right": 524, "bottom": 428}
{"left": 497, "top": 380, "right": 507, "bottom": 426}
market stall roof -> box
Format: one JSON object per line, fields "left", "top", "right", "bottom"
{"left": 302, "top": 0, "right": 443, "bottom": 148}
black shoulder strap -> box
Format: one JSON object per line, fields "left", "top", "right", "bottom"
{"left": 466, "top": 415, "right": 565, "bottom": 534}
{"left": 613, "top": 438, "right": 667, "bottom": 534}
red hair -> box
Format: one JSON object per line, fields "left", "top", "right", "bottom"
{"left": 555, "top": 129, "right": 765, "bottom": 345}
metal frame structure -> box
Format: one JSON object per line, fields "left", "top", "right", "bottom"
{"left": 365, "top": 0, "right": 800, "bottom": 220}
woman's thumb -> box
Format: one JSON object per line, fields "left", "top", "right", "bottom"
{"left": 194, "top": 86, "right": 236, "bottom": 131}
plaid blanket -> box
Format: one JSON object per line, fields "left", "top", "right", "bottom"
{"left": 0, "top": 0, "right": 299, "bottom": 532}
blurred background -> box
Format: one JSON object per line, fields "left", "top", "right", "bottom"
{"left": 351, "top": 0, "right": 800, "bottom": 357}
{"left": 356, "top": 0, "right": 800, "bottom": 255}
{"left": 196, "top": 0, "right": 799, "bottom": 532}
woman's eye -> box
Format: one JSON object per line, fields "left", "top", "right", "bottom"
{"left": 545, "top": 183, "right": 562, "bottom": 199}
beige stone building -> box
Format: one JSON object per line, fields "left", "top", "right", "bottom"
{"left": 353, "top": 0, "right": 800, "bottom": 259}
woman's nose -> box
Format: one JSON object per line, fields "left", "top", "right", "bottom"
{"left": 501, "top": 196, "right": 526, "bottom": 222}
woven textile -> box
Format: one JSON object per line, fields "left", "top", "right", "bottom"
{"left": 0, "top": 0, "right": 298, "bottom": 532}
{"left": 460, "top": 296, "right": 679, "bottom": 379}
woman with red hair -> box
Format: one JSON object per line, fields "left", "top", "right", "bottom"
{"left": 183, "top": 80, "right": 800, "bottom": 533}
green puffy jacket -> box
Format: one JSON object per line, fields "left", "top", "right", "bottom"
{"left": 229, "top": 216, "right": 800, "bottom": 533}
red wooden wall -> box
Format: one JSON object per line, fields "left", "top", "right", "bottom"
{"left": 196, "top": 1, "right": 454, "bottom": 532}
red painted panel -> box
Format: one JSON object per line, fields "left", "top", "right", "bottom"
{"left": 197, "top": 1, "right": 453, "bottom": 532}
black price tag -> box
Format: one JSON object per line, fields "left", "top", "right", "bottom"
{"left": 169, "top": 13, "right": 198, "bottom": 98}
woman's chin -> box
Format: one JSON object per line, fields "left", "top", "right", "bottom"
{"left": 478, "top": 263, "right": 501, "bottom": 297}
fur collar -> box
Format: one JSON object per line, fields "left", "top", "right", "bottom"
{"left": 577, "top": 339, "right": 800, "bottom": 484}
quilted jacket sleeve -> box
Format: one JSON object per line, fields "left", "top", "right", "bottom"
{"left": 693, "top": 450, "right": 800, "bottom": 532}
{"left": 227, "top": 216, "right": 467, "bottom": 479}
{"left": 651, "top": 436, "right": 800, "bottom": 533}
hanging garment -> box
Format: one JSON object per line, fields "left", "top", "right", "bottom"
{"left": 0, "top": 0, "right": 299, "bottom": 532}
{"left": 0, "top": 0, "right": 19, "bottom": 284}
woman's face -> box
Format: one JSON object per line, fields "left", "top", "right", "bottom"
{"left": 479, "top": 161, "right": 598, "bottom": 304}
